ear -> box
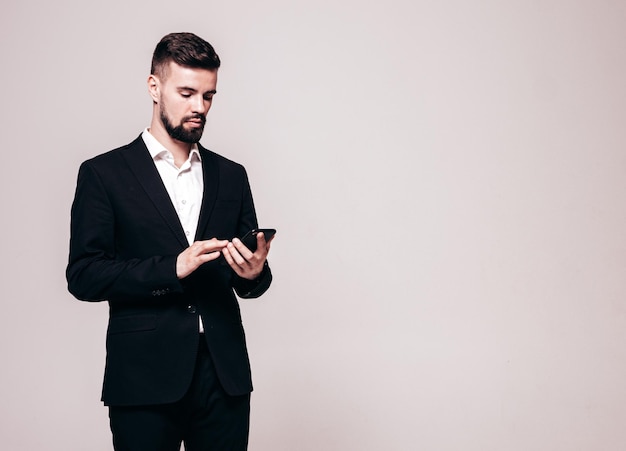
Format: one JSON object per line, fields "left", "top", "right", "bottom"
{"left": 147, "top": 74, "right": 160, "bottom": 103}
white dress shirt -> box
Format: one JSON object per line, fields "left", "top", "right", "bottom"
{"left": 142, "top": 128, "right": 205, "bottom": 332}
{"left": 142, "top": 129, "right": 203, "bottom": 245}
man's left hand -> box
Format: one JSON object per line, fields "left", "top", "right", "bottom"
{"left": 222, "top": 231, "right": 274, "bottom": 280}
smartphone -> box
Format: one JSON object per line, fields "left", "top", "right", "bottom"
{"left": 240, "top": 228, "right": 276, "bottom": 252}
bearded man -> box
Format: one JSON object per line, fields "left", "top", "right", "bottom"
{"left": 67, "top": 32, "right": 274, "bottom": 450}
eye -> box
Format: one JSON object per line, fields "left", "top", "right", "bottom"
{"left": 181, "top": 93, "right": 192, "bottom": 98}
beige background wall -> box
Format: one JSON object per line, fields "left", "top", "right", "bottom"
{"left": 1, "top": 0, "right": 625, "bottom": 449}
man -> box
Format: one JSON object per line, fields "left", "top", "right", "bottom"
{"left": 66, "top": 32, "right": 273, "bottom": 450}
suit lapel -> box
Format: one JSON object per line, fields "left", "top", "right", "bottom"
{"left": 195, "top": 145, "right": 219, "bottom": 241}
{"left": 121, "top": 136, "right": 189, "bottom": 248}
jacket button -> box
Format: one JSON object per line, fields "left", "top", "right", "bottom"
{"left": 187, "top": 305, "right": 196, "bottom": 314}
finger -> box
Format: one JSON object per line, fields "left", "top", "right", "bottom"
{"left": 198, "top": 250, "right": 222, "bottom": 263}
{"left": 255, "top": 232, "right": 266, "bottom": 254}
{"left": 222, "top": 247, "right": 246, "bottom": 277}
{"left": 227, "top": 242, "right": 250, "bottom": 266}
{"left": 262, "top": 232, "right": 276, "bottom": 253}
{"left": 231, "top": 238, "right": 254, "bottom": 260}
{"left": 207, "top": 239, "right": 228, "bottom": 252}
{"left": 195, "top": 239, "right": 228, "bottom": 255}
{"left": 253, "top": 232, "right": 273, "bottom": 256}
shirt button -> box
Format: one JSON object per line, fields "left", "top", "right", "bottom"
{"left": 181, "top": 200, "right": 187, "bottom": 205}
{"left": 185, "top": 231, "right": 190, "bottom": 236}
{"left": 187, "top": 305, "right": 196, "bottom": 314}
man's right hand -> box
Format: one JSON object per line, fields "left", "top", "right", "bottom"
{"left": 176, "top": 239, "right": 228, "bottom": 279}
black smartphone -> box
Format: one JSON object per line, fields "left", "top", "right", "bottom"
{"left": 240, "top": 228, "right": 276, "bottom": 252}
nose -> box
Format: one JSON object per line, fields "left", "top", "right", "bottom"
{"left": 191, "top": 95, "right": 211, "bottom": 115}
{"left": 192, "top": 95, "right": 206, "bottom": 113}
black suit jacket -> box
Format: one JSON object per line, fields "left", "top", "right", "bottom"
{"left": 66, "top": 136, "right": 271, "bottom": 406}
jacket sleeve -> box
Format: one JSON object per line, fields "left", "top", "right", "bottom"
{"left": 66, "top": 161, "right": 183, "bottom": 302}
{"left": 233, "top": 262, "right": 273, "bottom": 298}
{"left": 230, "top": 166, "right": 273, "bottom": 299}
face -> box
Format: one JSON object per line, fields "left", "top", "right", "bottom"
{"left": 149, "top": 61, "right": 218, "bottom": 143}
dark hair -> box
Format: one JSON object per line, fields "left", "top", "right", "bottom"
{"left": 151, "top": 32, "right": 221, "bottom": 79}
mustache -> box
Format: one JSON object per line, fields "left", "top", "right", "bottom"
{"left": 184, "top": 114, "right": 206, "bottom": 124}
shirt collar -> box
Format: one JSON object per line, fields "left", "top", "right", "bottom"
{"left": 141, "top": 128, "right": 202, "bottom": 162}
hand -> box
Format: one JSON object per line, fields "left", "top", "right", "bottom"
{"left": 176, "top": 238, "right": 228, "bottom": 279}
{"left": 222, "top": 231, "right": 275, "bottom": 280}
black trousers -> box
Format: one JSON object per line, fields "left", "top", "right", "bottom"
{"left": 108, "top": 337, "right": 250, "bottom": 451}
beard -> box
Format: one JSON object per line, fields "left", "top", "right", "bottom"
{"left": 160, "top": 106, "right": 206, "bottom": 144}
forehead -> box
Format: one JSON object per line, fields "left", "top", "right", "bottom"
{"left": 162, "top": 61, "right": 218, "bottom": 90}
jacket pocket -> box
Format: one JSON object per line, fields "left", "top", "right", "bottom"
{"left": 107, "top": 314, "right": 157, "bottom": 335}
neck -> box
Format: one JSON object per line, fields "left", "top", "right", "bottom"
{"left": 149, "top": 119, "right": 193, "bottom": 168}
